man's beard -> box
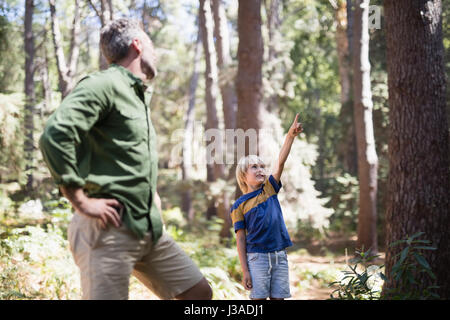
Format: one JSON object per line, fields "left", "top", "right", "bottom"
{"left": 140, "top": 54, "right": 157, "bottom": 81}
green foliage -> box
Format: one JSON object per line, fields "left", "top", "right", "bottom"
{"left": 326, "top": 173, "right": 359, "bottom": 235}
{"left": 0, "top": 224, "right": 80, "bottom": 299}
{"left": 0, "top": 93, "right": 25, "bottom": 182}
{"left": 284, "top": 0, "right": 341, "bottom": 141}
{"left": 383, "top": 232, "right": 440, "bottom": 300}
{"left": 0, "top": 13, "right": 24, "bottom": 93}
{"left": 329, "top": 248, "right": 384, "bottom": 300}
{"left": 162, "top": 212, "right": 247, "bottom": 299}
{"left": 0, "top": 199, "right": 246, "bottom": 300}
{"left": 329, "top": 233, "right": 440, "bottom": 300}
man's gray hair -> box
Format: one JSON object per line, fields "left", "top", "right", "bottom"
{"left": 100, "top": 19, "right": 145, "bottom": 64}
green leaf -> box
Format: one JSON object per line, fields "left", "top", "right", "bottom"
{"left": 405, "top": 270, "right": 416, "bottom": 285}
{"left": 414, "top": 246, "right": 436, "bottom": 251}
{"left": 409, "top": 232, "right": 425, "bottom": 241}
{"left": 425, "top": 268, "right": 437, "bottom": 280}
{"left": 411, "top": 239, "right": 431, "bottom": 244}
{"left": 394, "top": 268, "right": 404, "bottom": 281}
{"left": 399, "top": 246, "right": 409, "bottom": 265}
{"left": 389, "top": 239, "right": 406, "bottom": 247}
{"left": 413, "top": 252, "right": 430, "bottom": 270}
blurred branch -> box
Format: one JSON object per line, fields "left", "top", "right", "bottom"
{"left": 329, "top": 0, "right": 338, "bottom": 10}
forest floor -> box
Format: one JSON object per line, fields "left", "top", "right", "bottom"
{"left": 0, "top": 194, "right": 385, "bottom": 300}
{"left": 289, "top": 235, "right": 384, "bottom": 300}
{"left": 129, "top": 234, "right": 385, "bottom": 300}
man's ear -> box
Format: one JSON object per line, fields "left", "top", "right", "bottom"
{"left": 130, "top": 38, "right": 142, "bottom": 55}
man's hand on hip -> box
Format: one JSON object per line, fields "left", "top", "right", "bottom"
{"left": 60, "top": 186, "right": 123, "bottom": 229}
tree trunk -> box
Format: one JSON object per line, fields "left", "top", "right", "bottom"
{"left": 236, "top": 0, "right": 263, "bottom": 158}
{"left": 199, "top": 0, "right": 225, "bottom": 220}
{"left": 352, "top": 0, "right": 378, "bottom": 254}
{"left": 88, "top": 0, "right": 113, "bottom": 69}
{"left": 333, "top": 0, "right": 358, "bottom": 176}
{"left": 49, "top": 0, "right": 81, "bottom": 98}
{"left": 335, "top": 0, "right": 351, "bottom": 107}
{"left": 263, "top": 0, "right": 281, "bottom": 112}
{"left": 211, "top": 0, "right": 237, "bottom": 131}
{"left": 211, "top": 0, "right": 234, "bottom": 237}
{"left": 182, "top": 20, "right": 201, "bottom": 222}
{"left": 68, "top": 0, "right": 81, "bottom": 78}
{"left": 40, "top": 46, "right": 52, "bottom": 116}
{"left": 383, "top": 0, "right": 450, "bottom": 299}
{"left": 24, "top": 0, "right": 35, "bottom": 194}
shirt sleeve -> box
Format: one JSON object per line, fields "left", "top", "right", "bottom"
{"left": 262, "top": 174, "right": 282, "bottom": 196}
{"left": 39, "top": 77, "right": 112, "bottom": 187}
{"left": 230, "top": 205, "right": 245, "bottom": 233}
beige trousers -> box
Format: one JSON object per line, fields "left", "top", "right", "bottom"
{"left": 67, "top": 212, "right": 204, "bottom": 300}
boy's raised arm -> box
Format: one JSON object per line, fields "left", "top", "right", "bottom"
{"left": 271, "top": 113, "right": 303, "bottom": 183}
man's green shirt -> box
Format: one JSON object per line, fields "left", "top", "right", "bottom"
{"left": 39, "top": 64, "right": 162, "bottom": 241}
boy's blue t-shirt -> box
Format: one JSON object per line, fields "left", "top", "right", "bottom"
{"left": 230, "top": 175, "right": 293, "bottom": 253}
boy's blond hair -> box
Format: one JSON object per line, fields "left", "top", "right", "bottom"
{"left": 236, "top": 155, "right": 265, "bottom": 194}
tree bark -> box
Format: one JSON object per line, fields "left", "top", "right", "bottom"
{"left": 334, "top": 0, "right": 351, "bottom": 111}
{"left": 333, "top": 0, "right": 358, "bottom": 176}
{"left": 182, "top": 20, "right": 201, "bottom": 222}
{"left": 236, "top": 0, "right": 263, "bottom": 158}
{"left": 211, "top": 0, "right": 234, "bottom": 237}
{"left": 40, "top": 46, "right": 52, "bottom": 116}
{"left": 24, "top": 0, "right": 35, "bottom": 194}
{"left": 211, "top": 0, "right": 237, "bottom": 131}
{"left": 199, "top": 0, "right": 225, "bottom": 221}
{"left": 49, "top": 0, "right": 81, "bottom": 98}
{"left": 352, "top": 0, "right": 378, "bottom": 254}
{"left": 88, "top": 0, "right": 113, "bottom": 69}
{"left": 264, "top": 0, "right": 281, "bottom": 112}
{"left": 383, "top": 0, "right": 450, "bottom": 299}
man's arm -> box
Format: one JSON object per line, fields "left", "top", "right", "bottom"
{"left": 272, "top": 113, "right": 303, "bottom": 183}
{"left": 236, "top": 229, "right": 252, "bottom": 290}
{"left": 39, "top": 78, "right": 119, "bottom": 229}
{"left": 39, "top": 78, "right": 111, "bottom": 187}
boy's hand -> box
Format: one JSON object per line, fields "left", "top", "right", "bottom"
{"left": 242, "top": 270, "right": 253, "bottom": 290}
{"left": 288, "top": 113, "right": 303, "bottom": 138}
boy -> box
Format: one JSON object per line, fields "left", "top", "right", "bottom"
{"left": 231, "top": 114, "right": 303, "bottom": 300}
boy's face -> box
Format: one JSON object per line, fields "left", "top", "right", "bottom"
{"left": 245, "top": 163, "right": 267, "bottom": 190}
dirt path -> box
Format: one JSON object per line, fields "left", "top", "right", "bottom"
{"left": 288, "top": 254, "right": 349, "bottom": 300}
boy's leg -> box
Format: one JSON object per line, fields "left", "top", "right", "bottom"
{"left": 68, "top": 212, "right": 145, "bottom": 299}
{"left": 247, "top": 252, "right": 271, "bottom": 299}
{"left": 132, "top": 232, "right": 212, "bottom": 300}
{"left": 269, "top": 250, "right": 291, "bottom": 299}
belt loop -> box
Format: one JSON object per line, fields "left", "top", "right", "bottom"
{"left": 268, "top": 252, "right": 272, "bottom": 274}
{"left": 275, "top": 251, "right": 278, "bottom": 266}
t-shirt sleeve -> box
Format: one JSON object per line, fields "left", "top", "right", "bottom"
{"left": 230, "top": 205, "right": 245, "bottom": 233}
{"left": 262, "top": 175, "right": 282, "bottom": 196}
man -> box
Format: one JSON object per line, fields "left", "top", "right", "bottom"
{"left": 39, "top": 19, "right": 212, "bottom": 300}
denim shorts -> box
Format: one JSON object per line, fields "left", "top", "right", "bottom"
{"left": 247, "top": 250, "right": 291, "bottom": 299}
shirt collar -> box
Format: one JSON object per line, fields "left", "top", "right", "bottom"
{"left": 109, "top": 63, "right": 150, "bottom": 92}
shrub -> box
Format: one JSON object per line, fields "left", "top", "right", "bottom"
{"left": 382, "top": 232, "right": 439, "bottom": 300}
{"left": 329, "top": 248, "right": 383, "bottom": 300}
